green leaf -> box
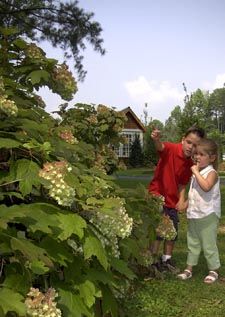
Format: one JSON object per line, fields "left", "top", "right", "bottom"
{"left": 78, "top": 280, "right": 101, "bottom": 308}
{"left": 64, "top": 172, "right": 80, "bottom": 187}
{"left": 0, "top": 287, "right": 25, "bottom": 316}
{"left": 0, "top": 138, "right": 21, "bottom": 148}
{"left": 0, "top": 204, "right": 23, "bottom": 229}
{"left": 58, "top": 213, "right": 86, "bottom": 240}
{"left": 10, "top": 237, "right": 54, "bottom": 268}
{"left": 40, "top": 237, "right": 74, "bottom": 266}
{"left": 0, "top": 191, "right": 24, "bottom": 200}
{"left": 86, "top": 197, "right": 100, "bottom": 206}
{"left": 83, "top": 236, "right": 108, "bottom": 270}
{"left": 0, "top": 27, "right": 19, "bottom": 36}
{"left": 24, "top": 204, "right": 58, "bottom": 234}
{"left": 26, "top": 70, "right": 50, "bottom": 84}
{"left": 86, "top": 268, "right": 115, "bottom": 285}
{"left": 0, "top": 307, "right": 4, "bottom": 316}
{"left": 3, "top": 273, "right": 29, "bottom": 295}
{"left": 58, "top": 288, "right": 93, "bottom": 317}
{"left": 99, "top": 124, "right": 108, "bottom": 131}
{"left": 120, "top": 237, "right": 140, "bottom": 259}
{"left": 13, "top": 38, "right": 27, "bottom": 49}
{"left": 15, "top": 159, "right": 40, "bottom": 195}
{"left": 110, "top": 258, "right": 136, "bottom": 280}
{"left": 101, "top": 284, "right": 118, "bottom": 317}
{"left": 30, "top": 260, "right": 50, "bottom": 274}
{"left": 0, "top": 203, "right": 58, "bottom": 233}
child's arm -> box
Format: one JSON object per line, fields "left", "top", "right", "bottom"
{"left": 151, "top": 128, "right": 164, "bottom": 152}
{"left": 176, "top": 185, "right": 188, "bottom": 211}
{"left": 191, "top": 164, "right": 218, "bottom": 192}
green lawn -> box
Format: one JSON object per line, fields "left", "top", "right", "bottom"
{"left": 113, "top": 167, "right": 152, "bottom": 189}
{"left": 113, "top": 170, "right": 225, "bottom": 317}
{"left": 114, "top": 167, "right": 154, "bottom": 176}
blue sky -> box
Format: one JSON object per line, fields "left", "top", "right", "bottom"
{"left": 39, "top": 0, "right": 225, "bottom": 123}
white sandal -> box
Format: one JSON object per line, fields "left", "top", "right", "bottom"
{"left": 204, "top": 271, "right": 218, "bottom": 284}
{"left": 177, "top": 269, "right": 192, "bottom": 280}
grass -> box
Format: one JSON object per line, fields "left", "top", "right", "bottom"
{"left": 113, "top": 167, "right": 152, "bottom": 189}
{"left": 113, "top": 169, "right": 225, "bottom": 317}
{"left": 114, "top": 167, "right": 154, "bottom": 176}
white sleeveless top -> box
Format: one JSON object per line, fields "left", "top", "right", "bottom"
{"left": 187, "top": 165, "right": 221, "bottom": 219}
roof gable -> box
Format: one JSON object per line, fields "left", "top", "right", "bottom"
{"left": 121, "top": 107, "right": 146, "bottom": 132}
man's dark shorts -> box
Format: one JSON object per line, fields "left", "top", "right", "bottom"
{"left": 156, "top": 206, "right": 179, "bottom": 241}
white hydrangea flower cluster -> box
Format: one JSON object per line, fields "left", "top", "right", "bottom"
{"left": 59, "top": 129, "right": 78, "bottom": 145}
{"left": 91, "top": 224, "right": 120, "bottom": 257}
{"left": 67, "top": 239, "right": 83, "bottom": 255}
{"left": 39, "top": 161, "right": 75, "bottom": 206}
{"left": 0, "top": 79, "right": 18, "bottom": 116}
{"left": 92, "top": 176, "right": 112, "bottom": 196}
{"left": 157, "top": 194, "right": 165, "bottom": 212}
{"left": 139, "top": 249, "right": 154, "bottom": 267}
{"left": 156, "top": 214, "right": 177, "bottom": 240}
{"left": 94, "top": 153, "right": 107, "bottom": 174}
{"left": 90, "top": 198, "right": 133, "bottom": 257}
{"left": 50, "top": 63, "right": 77, "bottom": 100}
{"left": 0, "top": 96, "right": 18, "bottom": 116}
{"left": 87, "top": 114, "right": 98, "bottom": 124}
{"left": 25, "top": 43, "right": 46, "bottom": 60}
{"left": 112, "top": 280, "right": 131, "bottom": 299}
{"left": 25, "top": 287, "right": 62, "bottom": 317}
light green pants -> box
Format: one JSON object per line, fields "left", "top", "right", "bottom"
{"left": 187, "top": 212, "right": 220, "bottom": 270}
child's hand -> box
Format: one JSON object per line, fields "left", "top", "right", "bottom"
{"left": 176, "top": 199, "right": 188, "bottom": 212}
{"left": 151, "top": 127, "right": 161, "bottom": 141}
{"left": 191, "top": 162, "right": 200, "bottom": 174}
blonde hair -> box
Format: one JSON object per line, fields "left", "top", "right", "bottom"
{"left": 197, "top": 138, "right": 219, "bottom": 170}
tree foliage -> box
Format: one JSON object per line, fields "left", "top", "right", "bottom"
{"left": 129, "top": 135, "right": 144, "bottom": 167}
{"left": 164, "top": 84, "right": 225, "bottom": 157}
{"left": 164, "top": 106, "right": 182, "bottom": 142}
{"left": 0, "top": 0, "right": 106, "bottom": 81}
{"left": 209, "top": 87, "right": 225, "bottom": 133}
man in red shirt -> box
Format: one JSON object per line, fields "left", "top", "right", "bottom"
{"left": 149, "top": 126, "right": 205, "bottom": 272}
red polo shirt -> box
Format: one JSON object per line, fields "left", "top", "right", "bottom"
{"left": 148, "top": 142, "right": 193, "bottom": 209}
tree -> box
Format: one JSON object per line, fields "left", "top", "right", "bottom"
{"left": 164, "top": 106, "right": 182, "bottom": 142}
{"left": 129, "top": 134, "right": 144, "bottom": 167}
{"left": 0, "top": 0, "right": 105, "bottom": 81}
{"left": 178, "top": 88, "right": 210, "bottom": 135}
{"left": 209, "top": 87, "right": 225, "bottom": 133}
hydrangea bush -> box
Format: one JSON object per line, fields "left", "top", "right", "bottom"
{"left": 0, "top": 27, "right": 161, "bottom": 316}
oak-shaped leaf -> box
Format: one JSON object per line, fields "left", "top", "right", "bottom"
{"left": 83, "top": 236, "right": 108, "bottom": 270}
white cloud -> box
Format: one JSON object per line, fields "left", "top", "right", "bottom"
{"left": 212, "top": 73, "right": 225, "bottom": 89}
{"left": 125, "top": 76, "right": 184, "bottom": 104}
{"left": 202, "top": 73, "right": 225, "bottom": 91}
{"left": 124, "top": 76, "right": 185, "bottom": 122}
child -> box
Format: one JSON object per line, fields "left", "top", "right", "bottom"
{"left": 149, "top": 126, "right": 205, "bottom": 272}
{"left": 177, "top": 138, "right": 221, "bottom": 283}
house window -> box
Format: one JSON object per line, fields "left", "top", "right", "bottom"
{"left": 116, "top": 130, "right": 143, "bottom": 158}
